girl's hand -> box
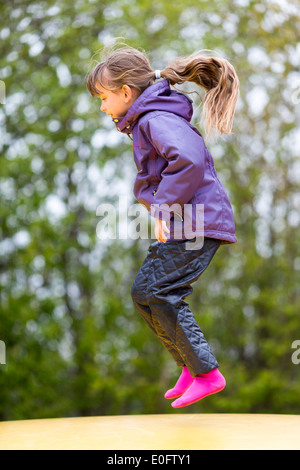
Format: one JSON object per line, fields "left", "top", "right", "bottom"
{"left": 155, "top": 218, "right": 170, "bottom": 243}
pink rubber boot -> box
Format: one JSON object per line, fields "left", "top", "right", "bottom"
{"left": 171, "top": 368, "right": 226, "bottom": 408}
{"left": 164, "top": 366, "right": 193, "bottom": 399}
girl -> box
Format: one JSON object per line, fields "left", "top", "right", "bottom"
{"left": 87, "top": 44, "right": 239, "bottom": 408}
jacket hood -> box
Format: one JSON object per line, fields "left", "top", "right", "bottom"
{"left": 112, "top": 79, "right": 194, "bottom": 133}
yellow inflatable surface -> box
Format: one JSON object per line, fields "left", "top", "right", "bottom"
{"left": 0, "top": 413, "right": 299, "bottom": 450}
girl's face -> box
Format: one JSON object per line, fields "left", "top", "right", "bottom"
{"left": 97, "top": 83, "right": 137, "bottom": 120}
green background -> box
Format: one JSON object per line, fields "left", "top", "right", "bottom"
{"left": 1, "top": 0, "right": 300, "bottom": 420}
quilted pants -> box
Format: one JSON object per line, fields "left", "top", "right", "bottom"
{"left": 131, "top": 237, "right": 221, "bottom": 376}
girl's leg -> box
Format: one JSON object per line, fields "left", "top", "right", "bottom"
{"left": 145, "top": 237, "right": 221, "bottom": 377}
{"left": 131, "top": 244, "right": 185, "bottom": 368}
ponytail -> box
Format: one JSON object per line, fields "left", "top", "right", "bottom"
{"left": 160, "top": 50, "right": 239, "bottom": 140}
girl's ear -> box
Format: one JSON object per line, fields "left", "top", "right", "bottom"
{"left": 122, "top": 84, "right": 133, "bottom": 103}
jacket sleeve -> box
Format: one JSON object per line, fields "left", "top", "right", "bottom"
{"left": 142, "top": 112, "right": 206, "bottom": 221}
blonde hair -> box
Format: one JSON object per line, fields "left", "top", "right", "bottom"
{"left": 87, "top": 43, "right": 239, "bottom": 140}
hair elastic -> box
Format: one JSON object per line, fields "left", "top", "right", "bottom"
{"left": 154, "top": 70, "right": 161, "bottom": 80}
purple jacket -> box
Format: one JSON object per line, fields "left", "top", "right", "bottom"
{"left": 112, "top": 79, "right": 237, "bottom": 244}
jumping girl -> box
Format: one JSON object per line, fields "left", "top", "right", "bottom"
{"left": 86, "top": 44, "right": 239, "bottom": 408}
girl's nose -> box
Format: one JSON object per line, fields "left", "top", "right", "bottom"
{"left": 100, "top": 103, "right": 106, "bottom": 112}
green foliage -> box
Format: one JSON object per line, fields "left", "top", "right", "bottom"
{"left": 0, "top": 0, "right": 300, "bottom": 420}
